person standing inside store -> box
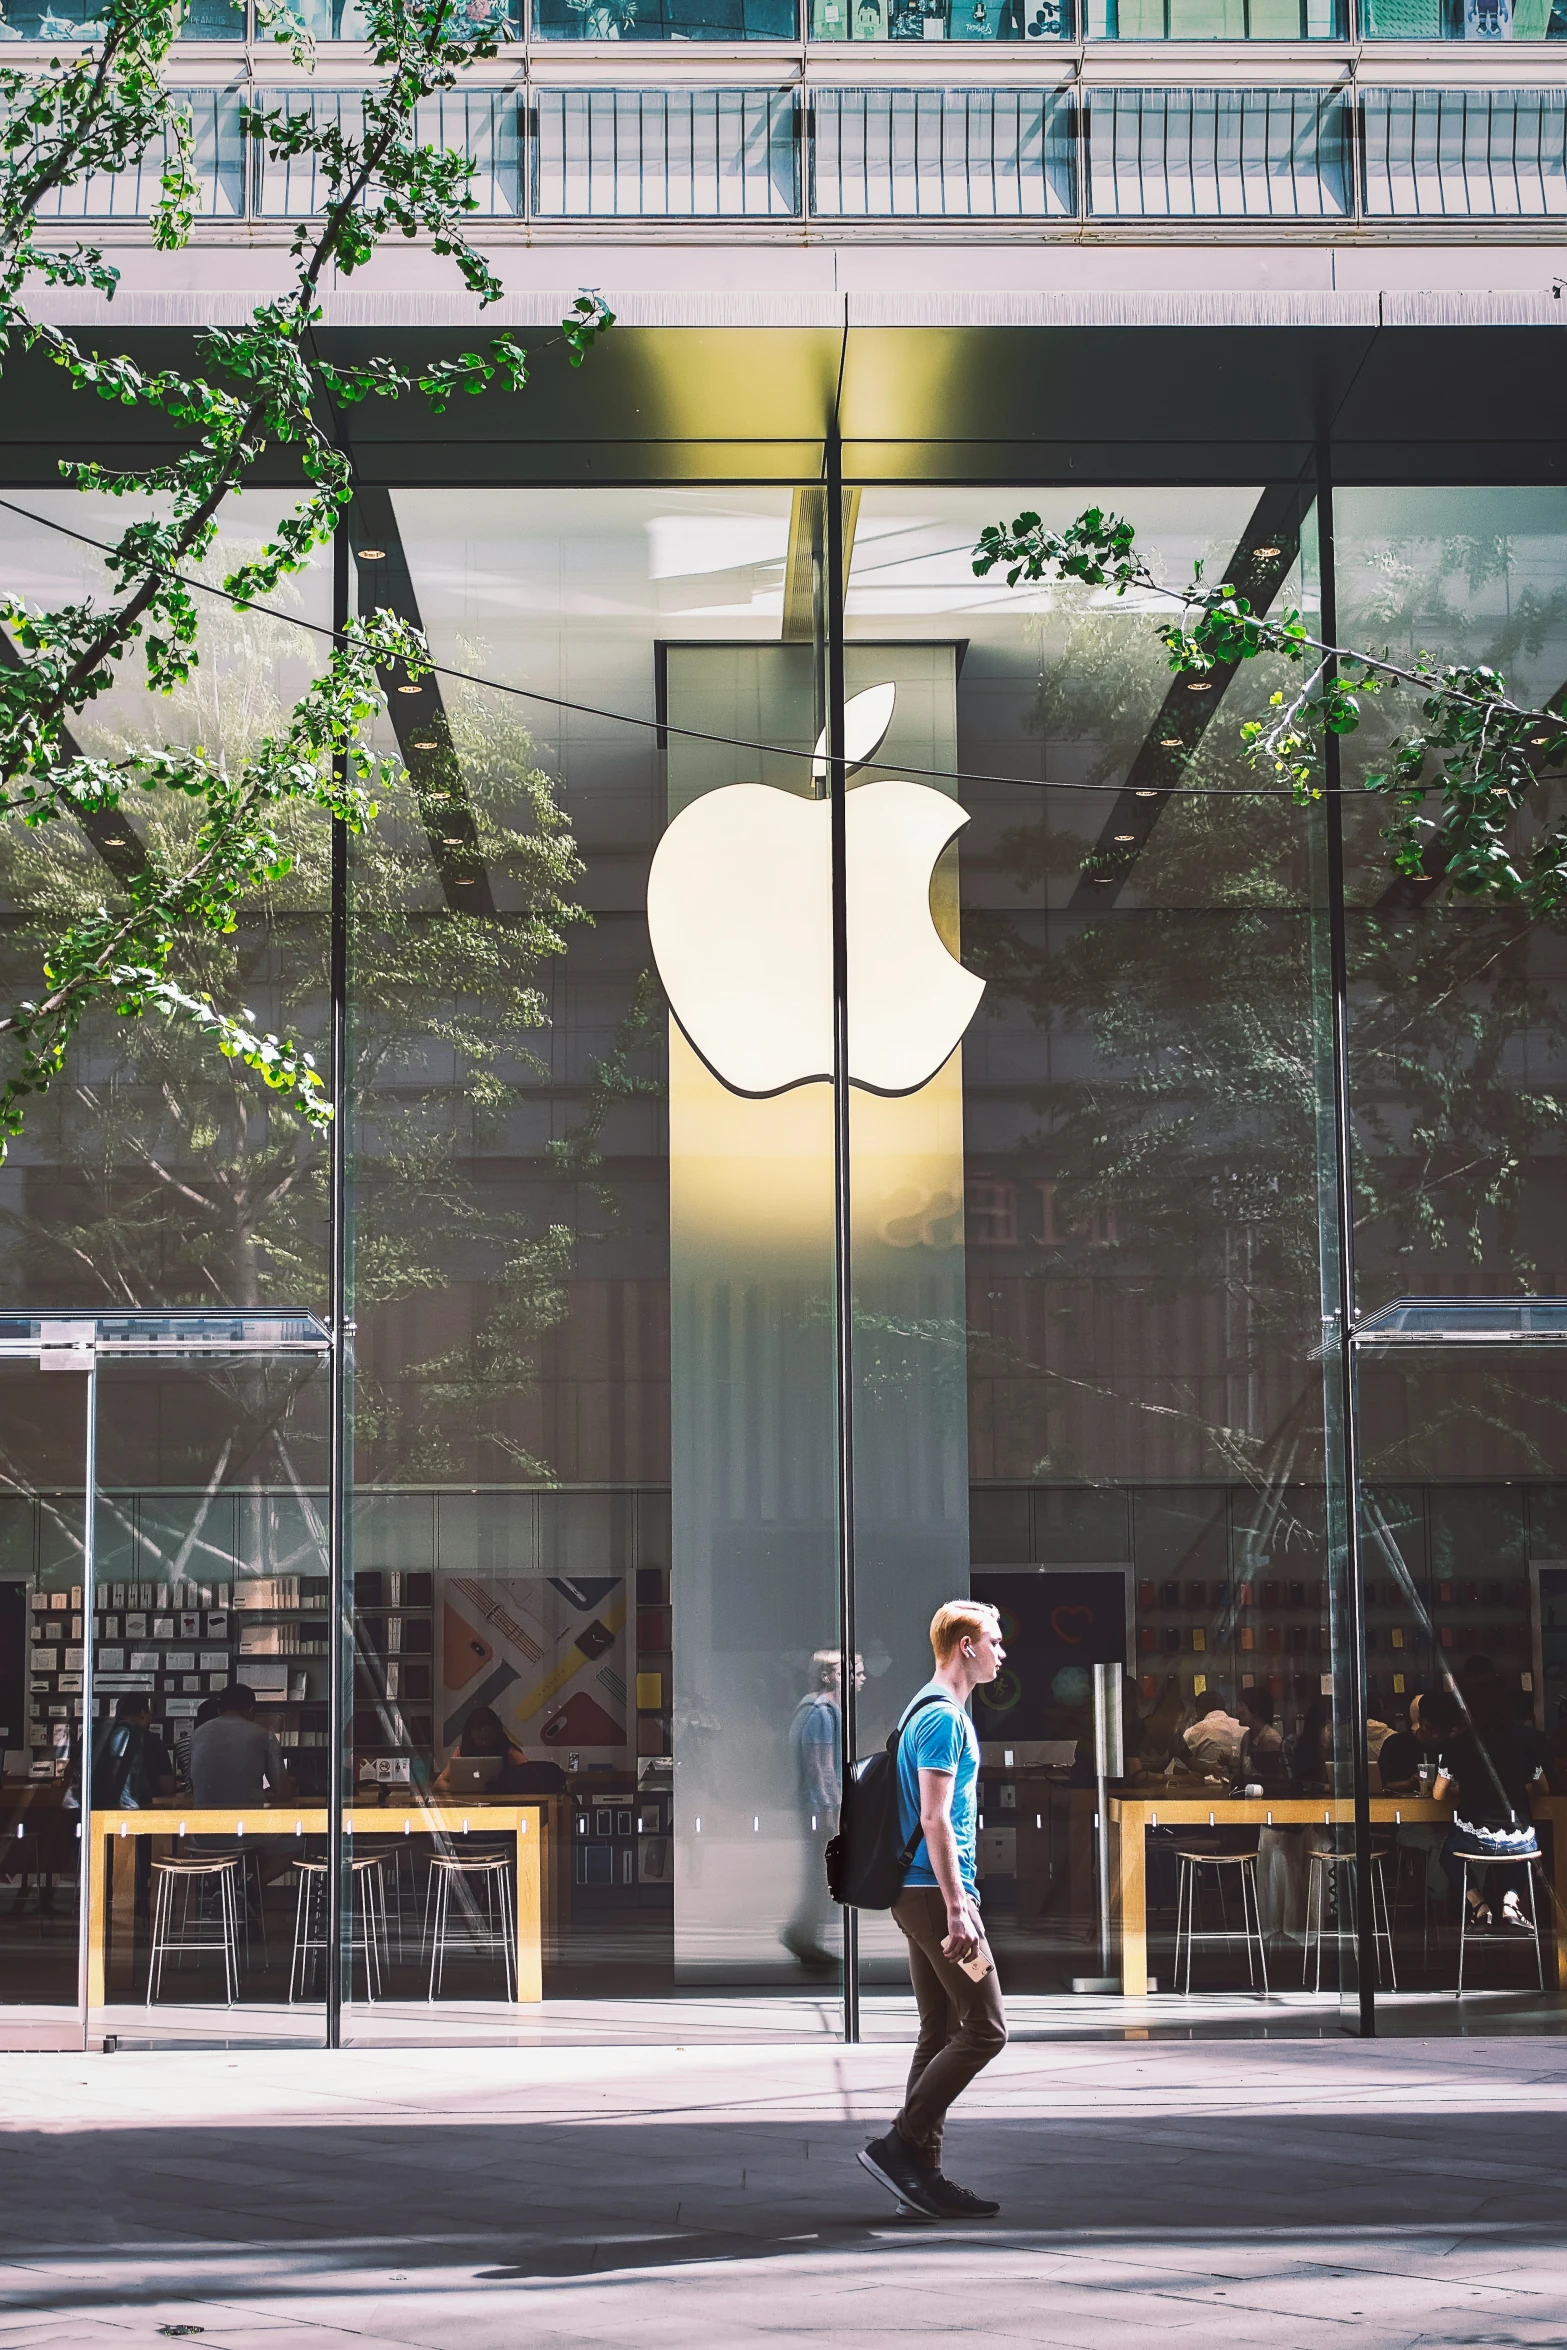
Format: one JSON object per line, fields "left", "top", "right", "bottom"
{"left": 91, "top": 1694, "right": 175, "bottom": 1810}
{"left": 781, "top": 1648, "right": 856, "bottom": 1973}
{"left": 858, "top": 1601, "right": 1007, "bottom": 2225}
{"left": 90, "top": 1695, "right": 176, "bottom": 1923}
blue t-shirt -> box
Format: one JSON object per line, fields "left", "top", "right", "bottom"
{"left": 896, "top": 1681, "right": 980, "bottom": 1893}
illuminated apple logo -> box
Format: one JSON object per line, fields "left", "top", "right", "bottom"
{"left": 647, "top": 685, "right": 984, "bottom": 1098}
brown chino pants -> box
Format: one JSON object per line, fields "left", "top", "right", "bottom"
{"left": 890, "top": 1885, "right": 1007, "bottom": 2166}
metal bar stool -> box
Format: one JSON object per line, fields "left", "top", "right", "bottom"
{"left": 353, "top": 1837, "right": 419, "bottom": 1964}
{"left": 5, "top": 1821, "right": 52, "bottom": 1913}
{"left": 147, "top": 1853, "right": 242, "bottom": 2005}
{"left": 1304, "top": 1846, "right": 1397, "bottom": 1991}
{"left": 1172, "top": 1848, "right": 1269, "bottom": 1997}
{"left": 288, "top": 1855, "right": 388, "bottom": 2001}
{"left": 1455, "top": 1848, "right": 1546, "bottom": 1996}
{"left": 423, "top": 1852, "right": 516, "bottom": 2001}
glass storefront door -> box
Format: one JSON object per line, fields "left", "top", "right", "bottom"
{"left": 0, "top": 1316, "right": 332, "bottom": 2050}
{"left": 88, "top": 1321, "right": 332, "bottom": 2049}
{"left": 1353, "top": 1313, "right": 1567, "bottom": 2031}
{"left": 0, "top": 1331, "right": 91, "bottom": 2044}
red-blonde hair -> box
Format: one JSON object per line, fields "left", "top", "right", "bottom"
{"left": 929, "top": 1600, "right": 1000, "bottom": 1665}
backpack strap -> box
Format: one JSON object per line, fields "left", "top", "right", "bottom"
{"left": 889, "top": 1692, "right": 963, "bottom": 1874}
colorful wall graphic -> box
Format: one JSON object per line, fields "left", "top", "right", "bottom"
{"left": 436, "top": 1574, "right": 628, "bottom": 1760}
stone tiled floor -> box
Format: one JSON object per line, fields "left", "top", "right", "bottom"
{"left": 0, "top": 2034, "right": 1564, "bottom": 2347}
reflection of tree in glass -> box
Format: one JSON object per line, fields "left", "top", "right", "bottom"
{"left": 1335, "top": 524, "right": 1567, "bottom": 1296}
{"left": 0, "top": 614, "right": 662, "bottom": 1485}
{"left": 965, "top": 589, "right": 1324, "bottom": 1503}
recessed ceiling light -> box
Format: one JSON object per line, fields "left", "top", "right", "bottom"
{"left": 454, "top": 876, "right": 475, "bottom": 886}
{"left": 1089, "top": 874, "right": 1113, "bottom": 884}
{"left": 1114, "top": 833, "right": 1135, "bottom": 843}
{"left": 104, "top": 835, "right": 127, "bottom": 846}
{"left": 412, "top": 738, "right": 438, "bottom": 751}
{"left": 397, "top": 683, "right": 423, "bottom": 695}
{"left": 1160, "top": 737, "right": 1182, "bottom": 748}
{"left": 1253, "top": 544, "right": 1281, "bottom": 558}
{"left": 1135, "top": 789, "right": 1158, "bottom": 799}
{"left": 1187, "top": 681, "right": 1212, "bottom": 693}
{"left": 358, "top": 546, "right": 386, "bottom": 560}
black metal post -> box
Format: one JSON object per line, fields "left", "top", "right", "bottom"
{"left": 326, "top": 522, "right": 351, "bottom": 2051}
{"left": 826, "top": 431, "right": 859, "bottom": 2044}
{"left": 1317, "top": 452, "right": 1375, "bottom": 2039}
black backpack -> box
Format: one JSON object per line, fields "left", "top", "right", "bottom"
{"left": 825, "top": 1692, "right": 952, "bottom": 1910}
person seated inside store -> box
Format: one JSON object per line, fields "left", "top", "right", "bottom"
{"left": 1433, "top": 1674, "right": 1547, "bottom": 1933}
{"left": 433, "top": 1705, "right": 567, "bottom": 1796}
{"left": 189, "top": 1682, "right": 292, "bottom": 1806}
{"left": 1235, "top": 1685, "right": 1289, "bottom": 1796}
{"left": 1171, "top": 1688, "right": 1243, "bottom": 1784}
{"left": 1375, "top": 1727, "right": 1423, "bottom": 1794}
{"left": 1133, "top": 1682, "right": 1188, "bottom": 1776}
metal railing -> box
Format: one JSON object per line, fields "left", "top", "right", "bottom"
{"left": 532, "top": 87, "right": 799, "bottom": 214}
{"left": 1086, "top": 86, "right": 1352, "bottom": 217}
{"left": 1360, "top": 85, "right": 1567, "bottom": 215}
{"left": 27, "top": 83, "right": 1567, "bottom": 223}
{"left": 812, "top": 86, "right": 1076, "bottom": 214}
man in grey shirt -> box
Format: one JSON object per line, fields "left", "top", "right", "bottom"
{"left": 189, "top": 1683, "right": 292, "bottom": 1805}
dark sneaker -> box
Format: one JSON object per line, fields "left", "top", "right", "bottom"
{"left": 857, "top": 2129, "right": 943, "bottom": 2220}
{"left": 926, "top": 2172, "right": 1001, "bottom": 2219}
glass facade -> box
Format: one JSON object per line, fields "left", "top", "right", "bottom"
{"left": 3, "top": 463, "right": 1567, "bottom": 2048}
{"left": 6, "top": 0, "right": 1564, "bottom": 37}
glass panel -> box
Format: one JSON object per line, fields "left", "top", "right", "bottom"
{"left": 292, "top": 0, "right": 518, "bottom": 35}
{"left": 346, "top": 487, "right": 829, "bottom": 2041}
{"left": 1086, "top": 91, "right": 1351, "bottom": 219}
{"left": 1361, "top": 92, "right": 1567, "bottom": 212}
{"left": 87, "top": 1352, "right": 329, "bottom": 2048}
{"left": 533, "top": 0, "right": 794, "bottom": 39}
{"left": 847, "top": 487, "right": 1350, "bottom": 2027}
{"left": 1357, "top": 1347, "right": 1566, "bottom": 2027}
{"left": 0, "top": 0, "right": 243, "bottom": 35}
{"left": 0, "top": 1357, "right": 88, "bottom": 2038}
{"left": 0, "top": 496, "right": 333, "bottom": 1320}
{"left": 27, "top": 90, "right": 246, "bottom": 222}
{"left": 1083, "top": 0, "right": 1344, "bottom": 31}
{"left": 809, "top": 0, "right": 1070, "bottom": 32}
{"left": 1335, "top": 489, "right": 1567, "bottom": 1318}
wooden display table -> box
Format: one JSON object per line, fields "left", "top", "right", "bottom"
{"left": 1107, "top": 1792, "right": 1567, "bottom": 1996}
{"left": 88, "top": 1802, "right": 552, "bottom": 2008}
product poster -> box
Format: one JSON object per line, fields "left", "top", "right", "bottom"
{"left": 437, "top": 1574, "right": 628, "bottom": 1761}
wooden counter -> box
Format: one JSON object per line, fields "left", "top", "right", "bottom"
{"left": 1107, "top": 1792, "right": 1567, "bottom": 1996}
{"left": 88, "top": 1803, "right": 552, "bottom": 2009}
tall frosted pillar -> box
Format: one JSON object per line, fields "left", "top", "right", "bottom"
{"left": 662, "top": 642, "right": 972, "bottom": 1987}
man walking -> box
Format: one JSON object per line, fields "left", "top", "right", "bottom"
{"left": 859, "top": 1599, "right": 1007, "bottom": 2222}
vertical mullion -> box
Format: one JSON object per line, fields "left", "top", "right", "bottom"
{"left": 825, "top": 431, "right": 857, "bottom": 2047}
{"left": 76, "top": 1357, "right": 97, "bottom": 2042}
{"left": 326, "top": 522, "right": 351, "bottom": 2053}
{"left": 1316, "top": 452, "right": 1375, "bottom": 2042}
